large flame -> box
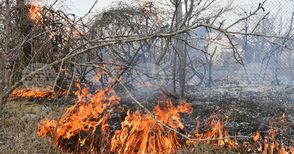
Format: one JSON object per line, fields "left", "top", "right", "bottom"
{"left": 111, "top": 99, "right": 192, "bottom": 154}
{"left": 38, "top": 86, "right": 120, "bottom": 152}
{"left": 37, "top": 85, "right": 294, "bottom": 154}
{"left": 35, "top": 82, "right": 293, "bottom": 153}
{"left": 37, "top": 83, "right": 192, "bottom": 153}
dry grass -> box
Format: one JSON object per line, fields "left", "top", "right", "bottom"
{"left": 178, "top": 144, "right": 236, "bottom": 154}
{"left": 0, "top": 101, "right": 60, "bottom": 154}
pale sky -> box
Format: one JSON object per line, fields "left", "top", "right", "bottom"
{"left": 65, "top": 0, "right": 115, "bottom": 15}
{"left": 39, "top": 0, "right": 292, "bottom": 18}
{"left": 42, "top": 0, "right": 132, "bottom": 16}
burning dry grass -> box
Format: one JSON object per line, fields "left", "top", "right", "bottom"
{"left": 111, "top": 100, "right": 192, "bottom": 154}
{"left": 0, "top": 103, "right": 229, "bottom": 154}
{"left": 189, "top": 115, "right": 293, "bottom": 153}
{"left": 10, "top": 86, "right": 53, "bottom": 100}
{"left": 36, "top": 86, "right": 193, "bottom": 153}
{"left": 0, "top": 97, "right": 233, "bottom": 154}
{"left": 1, "top": 101, "right": 293, "bottom": 154}
{"left": 34, "top": 85, "right": 294, "bottom": 154}
{"left": 2, "top": 85, "right": 294, "bottom": 153}
{"left": 10, "top": 86, "right": 68, "bottom": 101}
{"left": 37, "top": 88, "right": 121, "bottom": 153}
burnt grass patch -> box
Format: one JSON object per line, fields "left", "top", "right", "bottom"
{"left": 188, "top": 86, "right": 294, "bottom": 148}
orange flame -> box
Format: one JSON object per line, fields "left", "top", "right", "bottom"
{"left": 281, "top": 113, "right": 286, "bottom": 125}
{"left": 37, "top": 86, "right": 120, "bottom": 152}
{"left": 279, "top": 144, "right": 286, "bottom": 154}
{"left": 263, "top": 138, "right": 269, "bottom": 154}
{"left": 253, "top": 130, "right": 261, "bottom": 142}
{"left": 37, "top": 118, "right": 57, "bottom": 137}
{"left": 192, "top": 115, "right": 229, "bottom": 147}
{"left": 36, "top": 86, "right": 293, "bottom": 154}
{"left": 142, "top": 0, "right": 161, "bottom": 24}
{"left": 10, "top": 85, "right": 68, "bottom": 100}
{"left": 11, "top": 86, "right": 52, "bottom": 100}
{"left": 38, "top": 83, "right": 192, "bottom": 153}
{"left": 111, "top": 99, "right": 192, "bottom": 154}
{"left": 290, "top": 147, "right": 294, "bottom": 154}
{"left": 190, "top": 113, "right": 293, "bottom": 153}
{"left": 29, "top": 1, "right": 43, "bottom": 25}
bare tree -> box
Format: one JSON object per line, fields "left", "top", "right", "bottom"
{"left": 0, "top": 0, "right": 293, "bottom": 110}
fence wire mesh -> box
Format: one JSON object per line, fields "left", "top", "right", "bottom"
{"left": 195, "top": 0, "right": 294, "bottom": 87}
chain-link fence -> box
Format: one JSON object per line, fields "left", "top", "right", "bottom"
{"left": 200, "top": 0, "right": 294, "bottom": 87}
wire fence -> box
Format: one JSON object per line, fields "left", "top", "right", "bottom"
{"left": 204, "top": 0, "right": 294, "bottom": 86}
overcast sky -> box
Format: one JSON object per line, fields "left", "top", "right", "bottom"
{"left": 65, "top": 0, "right": 115, "bottom": 15}
{"left": 41, "top": 0, "right": 292, "bottom": 18}
{"left": 44, "top": 0, "right": 248, "bottom": 16}
{"left": 43, "top": 0, "right": 129, "bottom": 16}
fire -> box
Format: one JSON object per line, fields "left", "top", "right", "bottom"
{"left": 281, "top": 113, "right": 286, "bottom": 125}
{"left": 37, "top": 83, "right": 192, "bottom": 153}
{"left": 290, "top": 147, "right": 294, "bottom": 153}
{"left": 142, "top": 0, "right": 161, "bottom": 24}
{"left": 37, "top": 118, "right": 57, "bottom": 137}
{"left": 28, "top": 0, "right": 87, "bottom": 47}
{"left": 36, "top": 83, "right": 293, "bottom": 154}
{"left": 111, "top": 99, "right": 192, "bottom": 154}
{"left": 192, "top": 116, "right": 238, "bottom": 149}
{"left": 253, "top": 130, "right": 261, "bottom": 142}
{"left": 37, "top": 86, "right": 120, "bottom": 152}
{"left": 10, "top": 85, "right": 67, "bottom": 100}
{"left": 11, "top": 86, "right": 52, "bottom": 100}
{"left": 190, "top": 113, "right": 294, "bottom": 154}
{"left": 29, "top": 1, "right": 43, "bottom": 25}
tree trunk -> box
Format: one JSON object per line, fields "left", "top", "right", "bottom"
{"left": 0, "top": 0, "right": 11, "bottom": 111}
{"left": 3, "top": 0, "right": 11, "bottom": 89}
{"left": 178, "top": 35, "right": 186, "bottom": 97}
{"left": 11, "top": 0, "right": 33, "bottom": 84}
{"left": 1, "top": 0, "right": 33, "bottom": 111}
{"left": 172, "top": 48, "right": 177, "bottom": 94}
{"left": 208, "top": 59, "right": 213, "bottom": 87}
{"left": 175, "top": 0, "right": 186, "bottom": 98}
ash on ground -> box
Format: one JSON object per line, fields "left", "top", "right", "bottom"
{"left": 187, "top": 85, "right": 294, "bottom": 146}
